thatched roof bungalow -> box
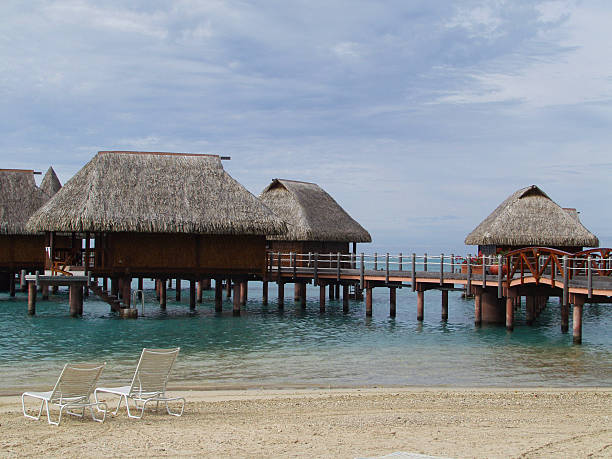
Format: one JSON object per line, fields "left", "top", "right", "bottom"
{"left": 259, "top": 178, "right": 371, "bottom": 255}
{"left": 465, "top": 185, "right": 598, "bottom": 254}
{"left": 40, "top": 167, "right": 62, "bottom": 197}
{"left": 27, "top": 151, "right": 286, "bottom": 277}
{"left": 0, "top": 169, "right": 49, "bottom": 283}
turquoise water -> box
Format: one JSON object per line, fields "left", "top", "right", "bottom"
{"left": 1, "top": 280, "right": 610, "bottom": 393}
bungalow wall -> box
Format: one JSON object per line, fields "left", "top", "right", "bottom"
{"left": 0, "top": 235, "right": 45, "bottom": 270}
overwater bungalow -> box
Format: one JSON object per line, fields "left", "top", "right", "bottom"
{"left": 0, "top": 169, "right": 54, "bottom": 293}
{"left": 26, "top": 151, "right": 285, "bottom": 312}
{"left": 464, "top": 185, "right": 598, "bottom": 255}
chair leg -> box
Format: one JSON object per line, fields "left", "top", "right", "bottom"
{"left": 22, "top": 395, "right": 44, "bottom": 421}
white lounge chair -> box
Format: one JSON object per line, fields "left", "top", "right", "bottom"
{"left": 22, "top": 362, "right": 107, "bottom": 426}
{"left": 94, "top": 348, "right": 185, "bottom": 419}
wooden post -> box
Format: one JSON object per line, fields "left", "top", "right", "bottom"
{"left": 319, "top": 284, "right": 325, "bottom": 312}
{"left": 168, "top": 278, "right": 172, "bottom": 289}
{"left": 69, "top": 284, "right": 82, "bottom": 317}
{"left": 226, "top": 278, "right": 231, "bottom": 298}
{"left": 42, "top": 284, "right": 49, "bottom": 300}
{"left": 300, "top": 283, "right": 306, "bottom": 308}
{"left": 214, "top": 278, "right": 222, "bottom": 312}
{"left": 366, "top": 286, "right": 373, "bottom": 317}
{"left": 189, "top": 279, "right": 196, "bottom": 310}
{"left": 417, "top": 288, "right": 424, "bottom": 321}
{"left": 526, "top": 296, "right": 535, "bottom": 325}
{"left": 138, "top": 277, "right": 143, "bottom": 299}
{"left": 21, "top": 270, "right": 27, "bottom": 292}
{"left": 572, "top": 295, "right": 585, "bottom": 344}
{"left": 294, "top": 283, "right": 301, "bottom": 301}
{"left": 111, "top": 277, "right": 119, "bottom": 297}
{"left": 9, "top": 272, "right": 15, "bottom": 297}
{"left": 27, "top": 281, "right": 36, "bottom": 315}
{"left": 343, "top": 284, "right": 349, "bottom": 313}
{"left": 240, "top": 281, "right": 248, "bottom": 306}
{"left": 423, "top": 253, "right": 427, "bottom": 272}
{"left": 441, "top": 289, "right": 448, "bottom": 321}
{"left": 197, "top": 280, "right": 203, "bottom": 303}
{"left": 159, "top": 278, "right": 167, "bottom": 309}
{"left": 561, "top": 300, "right": 569, "bottom": 333}
{"left": 176, "top": 278, "right": 181, "bottom": 301}
{"left": 329, "top": 283, "right": 335, "bottom": 300}
{"left": 278, "top": 281, "right": 284, "bottom": 309}
{"left": 587, "top": 255, "right": 592, "bottom": 299}
{"left": 389, "top": 287, "right": 396, "bottom": 317}
{"left": 52, "top": 285, "right": 58, "bottom": 294}
{"left": 102, "top": 276, "right": 108, "bottom": 292}
{"left": 411, "top": 253, "right": 416, "bottom": 291}
{"left": 474, "top": 287, "right": 481, "bottom": 325}
{"left": 233, "top": 282, "right": 241, "bottom": 316}
{"left": 155, "top": 279, "right": 161, "bottom": 300}
{"left": 122, "top": 277, "right": 131, "bottom": 308}
{"left": 440, "top": 253, "right": 444, "bottom": 285}
{"left": 506, "top": 294, "right": 514, "bottom": 331}
{"left": 262, "top": 280, "right": 268, "bottom": 305}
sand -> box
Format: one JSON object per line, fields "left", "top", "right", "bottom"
{"left": 1, "top": 387, "right": 610, "bottom": 458}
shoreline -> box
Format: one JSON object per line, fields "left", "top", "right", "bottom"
{"left": 2, "top": 387, "right": 610, "bottom": 458}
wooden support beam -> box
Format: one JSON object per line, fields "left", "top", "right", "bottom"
{"left": 214, "top": 278, "right": 223, "bottom": 312}
{"left": 319, "top": 284, "right": 326, "bottom": 313}
{"left": 111, "top": 277, "right": 119, "bottom": 298}
{"left": 335, "top": 283, "right": 340, "bottom": 300}
{"left": 417, "top": 289, "right": 424, "bottom": 322}
{"left": 278, "top": 281, "right": 284, "bottom": 309}
{"left": 366, "top": 287, "right": 373, "bottom": 317}
{"left": 233, "top": 282, "right": 241, "bottom": 316}
{"left": 168, "top": 278, "right": 172, "bottom": 289}
{"left": 441, "top": 289, "right": 448, "bottom": 321}
{"left": 159, "top": 278, "right": 167, "bottom": 309}
{"left": 102, "top": 276, "right": 108, "bottom": 292}
{"left": 176, "top": 278, "right": 181, "bottom": 301}
{"left": 389, "top": 287, "right": 396, "bottom": 317}
{"left": 27, "top": 281, "right": 36, "bottom": 315}
{"left": 189, "top": 280, "right": 196, "bottom": 310}
{"left": 262, "top": 281, "right": 268, "bottom": 305}
{"left": 155, "top": 279, "right": 160, "bottom": 300}
{"left": 343, "top": 284, "right": 349, "bottom": 313}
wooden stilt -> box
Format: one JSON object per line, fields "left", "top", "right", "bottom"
{"left": 417, "top": 289, "right": 424, "bottom": 322}
{"left": 42, "top": 284, "right": 49, "bottom": 300}
{"left": 240, "top": 281, "right": 247, "bottom": 306}
{"left": 122, "top": 277, "right": 131, "bottom": 308}
{"left": 329, "top": 284, "right": 335, "bottom": 300}
{"left": 189, "top": 279, "right": 196, "bottom": 310}
{"left": 52, "top": 285, "right": 58, "bottom": 294}
{"left": 233, "top": 282, "right": 241, "bottom": 315}
{"left": 111, "top": 277, "right": 119, "bottom": 298}
{"left": 319, "top": 284, "right": 326, "bottom": 313}
{"left": 278, "top": 281, "right": 284, "bottom": 309}
{"left": 138, "top": 277, "right": 143, "bottom": 299}
{"left": 27, "top": 281, "right": 36, "bottom": 315}
{"left": 226, "top": 278, "right": 231, "bottom": 298}
{"left": 117, "top": 277, "right": 123, "bottom": 299}
{"left": 197, "top": 280, "right": 203, "bottom": 303}
{"left": 389, "top": 287, "right": 396, "bottom": 317}
{"left": 69, "top": 284, "right": 82, "bottom": 317}
{"left": 214, "top": 278, "right": 223, "bottom": 312}
{"left": 160, "top": 279, "right": 167, "bottom": 309}
{"left": 300, "top": 283, "right": 306, "bottom": 309}
{"left": 294, "top": 283, "right": 301, "bottom": 301}
{"left": 506, "top": 295, "right": 514, "bottom": 331}
{"left": 102, "top": 276, "right": 108, "bottom": 292}
{"left": 561, "top": 301, "right": 569, "bottom": 333}
{"left": 21, "top": 270, "right": 27, "bottom": 292}
{"left": 168, "top": 278, "right": 172, "bottom": 289}
{"left": 262, "top": 281, "right": 268, "bottom": 305}
{"left": 335, "top": 283, "right": 340, "bottom": 300}
{"left": 342, "top": 285, "right": 349, "bottom": 313}
{"left": 176, "top": 278, "right": 181, "bottom": 301}
{"left": 366, "top": 287, "right": 373, "bottom": 317}
{"left": 441, "top": 289, "right": 448, "bottom": 321}
{"left": 474, "top": 288, "right": 482, "bottom": 325}
{"left": 155, "top": 279, "right": 161, "bottom": 300}
{"left": 572, "top": 296, "right": 585, "bottom": 344}
{"left": 9, "top": 272, "right": 15, "bottom": 297}
{"left": 526, "top": 296, "right": 535, "bottom": 325}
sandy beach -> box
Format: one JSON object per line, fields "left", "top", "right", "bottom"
{"left": 1, "top": 387, "right": 610, "bottom": 458}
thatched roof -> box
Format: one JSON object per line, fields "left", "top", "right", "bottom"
{"left": 27, "top": 151, "right": 286, "bottom": 235}
{"left": 0, "top": 169, "right": 49, "bottom": 235}
{"left": 40, "top": 167, "right": 62, "bottom": 196}
{"left": 465, "top": 185, "right": 599, "bottom": 247}
{"left": 259, "top": 179, "right": 371, "bottom": 242}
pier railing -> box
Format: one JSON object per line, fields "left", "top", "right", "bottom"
{"left": 266, "top": 247, "right": 612, "bottom": 299}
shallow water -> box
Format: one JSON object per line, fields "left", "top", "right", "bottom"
{"left": 1, "top": 280, "right": 610, "bottom": 393}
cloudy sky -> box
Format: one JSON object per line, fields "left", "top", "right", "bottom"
{"left": 2, "top": 1, "right": 611, "bottom": 253}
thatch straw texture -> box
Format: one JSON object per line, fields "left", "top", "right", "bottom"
{"left": 27, "top": 152, "right": 286, "bottom": 235}
{"left": 259, "top": 179, "right": 371, "bottom": 242}
{"left": 40, "top": 166, "right": 62, "bottom": 196}
{"left": 0, "top": 169, "right": 49, "bottom": 235}
{"left": 465, "top": 185, "right": 599, "bottom": 247}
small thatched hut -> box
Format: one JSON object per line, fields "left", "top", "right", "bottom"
{"left": 259, "top": 178, "right": 371, "bottom": 255}
{"left": 40, "top": 167, "right": 62, "bottom": 197}
{"left": 465, "top": 185, "right": 599, "bottom": 254}
{"left": 27, "top": 151, "right": 286, "bottom": 277}
{"left": 0, "top": 169, "right": 50, "bottom": 289}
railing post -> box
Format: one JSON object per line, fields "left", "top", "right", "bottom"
{"left": 563, "top": 255, "right": 569, "bottom": 306}
{"left": 482, "top": 254, "right": 486, "bottom": 288}
{"left": 467, "top": 254, "right": 472, "bottom": 293}
{"left": 337, "top": 252, "right": 341, "bottom": 281}
{"left": 385, "top": 253, "right": 389, "bottom": 284}
{"left": 587, "top": 254, "right": 592, "bottom": 299}
{"left": 277, "top": 252, "right": 282, "bottom": 280}
{"left": 314, "top": 253, "right": 319, "bottom": 285}
{"left": 450, "top": 254, "right": 454, "bottom": 274}
{"left": 439, "top": 253, "right": 444, "bottom": 285}
{"left": 424, "top": 253, "right": 428, "bottom": 272}
{"left": 497, "top": 254, "right": 502, "bottom": 298}
{"left": 360, "top": 253, "right": 365, "bottom": 290}
{"left": 308, "top": 252, "right": 312, "bottom": 268}
{"left": 399, "top": 252, "right": 403, "bottom": 271}
{"left": 291, "top": 252, "right": 295, "bottom": 279}
{"left": 411, "top": 253, "right": 416, "bottom": 292}
{"left": 374, "top": 252, "right": 378, "bottom": 270}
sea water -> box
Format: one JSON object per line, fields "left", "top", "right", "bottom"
{"left": 0, "top": 280, "right": 610, "bottom": 393}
